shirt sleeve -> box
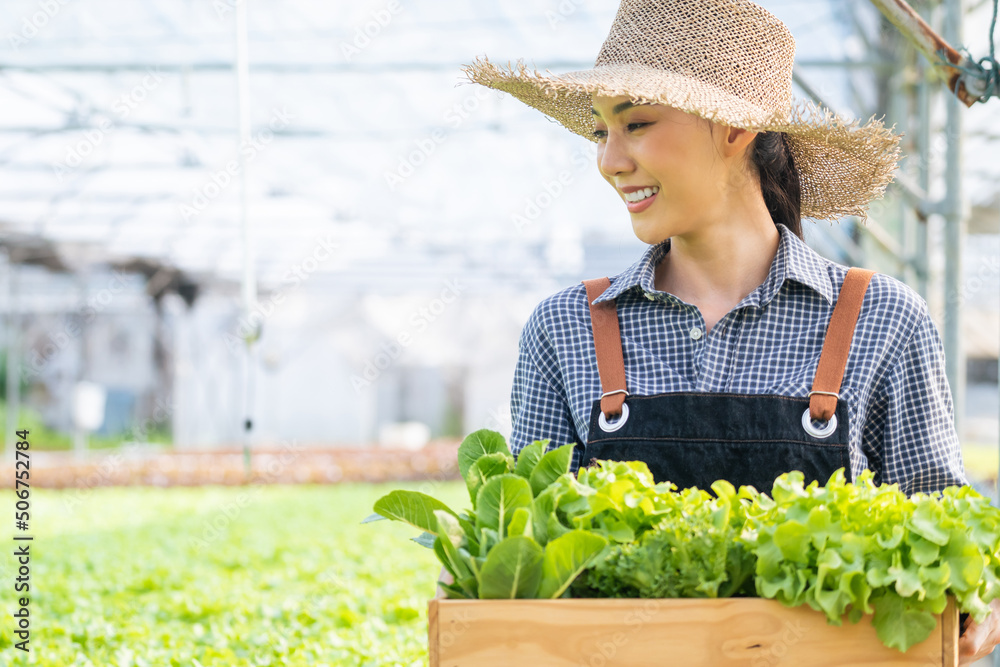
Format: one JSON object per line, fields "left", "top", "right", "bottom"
{"left": 863, "top": 309, "right": 969, "bottom": 495}
{"left": 509, "top": 311, "right": 584, "bottom": 472}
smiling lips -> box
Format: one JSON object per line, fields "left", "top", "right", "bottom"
{"left": 622, "top": 185, "right": 659, "bottom": 213}
{"left": 623, "top": 186, "right": 659, "bottom": 202}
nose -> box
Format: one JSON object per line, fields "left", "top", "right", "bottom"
{"left": 597, "top": 129, "right": 633, "bottom": 180}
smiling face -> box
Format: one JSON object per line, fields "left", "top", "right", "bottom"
{"left": 591, "top": 94, "right": 756, "bottom": 245}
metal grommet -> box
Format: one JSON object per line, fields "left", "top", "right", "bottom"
{"left": 598, "top": 402, "right": 630, "bottom": 433}
{"left": 801, "top": 408, "right": 837, "bottom": 439}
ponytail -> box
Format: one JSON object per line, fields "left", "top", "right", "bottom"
{"left": 751, "top": 131, "right": 802, "bottom": 239}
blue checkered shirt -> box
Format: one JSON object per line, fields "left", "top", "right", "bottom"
{"left": 509, "top": 223, "right": 968, "bottom": 495}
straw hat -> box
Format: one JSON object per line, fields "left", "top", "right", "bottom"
{"left": 460, "top": 0, "right": 902, "bottom": 222}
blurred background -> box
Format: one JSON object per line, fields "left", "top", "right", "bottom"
{"left": 0, "top": 0, "right": 996, "bottom": 483}
{"left": 0, "top": 0, "right": 997, "bottom": 664}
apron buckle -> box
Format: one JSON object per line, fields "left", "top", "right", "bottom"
{"left": 600, "top": 389, "right": 630, "bottom": 399}
{"left": 806, "top": 390, "right": 840, "bottom": 400}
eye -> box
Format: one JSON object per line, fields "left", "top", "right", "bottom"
{"left": 591, "top": 123, "right": 649, "bottom": 139}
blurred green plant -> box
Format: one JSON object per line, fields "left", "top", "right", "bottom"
{"left": 0, "top": 399, "right": 171, "bottom": 450}
{"left": 0, "top": 352, "right": 30, "bottom": 401}
{"left": 0, "top": 481, "right": 455, "bottom": 665}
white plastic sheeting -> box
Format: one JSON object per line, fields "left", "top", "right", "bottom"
{"left": 4, "top": 0, "right": 974, "bottom": 287}
{"left": 1, "top": 0, "right": 996, "bottom": 448}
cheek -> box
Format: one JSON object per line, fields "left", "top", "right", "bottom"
{"left": 642, "top": 150, "right": 689, "bottom": 188}
{"left": 647, "top": 142, "right": 712, "bottom": 190}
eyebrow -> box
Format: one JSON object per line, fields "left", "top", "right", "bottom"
{"left": 591, "top": 101, "right": 642, "bottom": 117}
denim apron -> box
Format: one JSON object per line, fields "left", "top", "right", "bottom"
{"left": 580, "top": 268, "right": 875, "bottom": 492}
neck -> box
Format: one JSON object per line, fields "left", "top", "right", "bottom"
{"left": 653, "top": 209, "right": 781, "bottom": 311}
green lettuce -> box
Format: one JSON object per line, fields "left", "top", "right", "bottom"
{"left": 367, "top": 429, "right": 607, "bottom": 599}
{"left": 742, "top": 468, "right": 1000, "bottom": 651}
{"left": 570, "top": 471, "right": 756, "bottom": 599}
{"left": 367, "top": 428, "right": 1000, "bottom": 654}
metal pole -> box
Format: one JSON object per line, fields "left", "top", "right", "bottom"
{"left": 73, "top": 269, "right": 89, "bottom": 460}
{"left": 235, "top": 0, "right": 258, "bottom": 476}
{"left": 4, "top": 255, "right": 19, "bottom": 463}
{"left": 916, "top": 52, "right": 932, "bottom": 299}
{"left": 887, "top": 58, "right": 910, "bottom": 284}
{"left": 868, "top": 0, "right": 987, "bottom": 105}
{"left": 943, "top": 0, "right": 966, "bottom": 441}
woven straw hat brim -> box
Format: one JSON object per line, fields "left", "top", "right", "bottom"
{"left": 461, "top": 56, "right": 902, "bottom": 222}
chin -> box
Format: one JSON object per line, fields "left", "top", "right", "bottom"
{"left": 631, "top": 218, "right": 672, "bottom": 246}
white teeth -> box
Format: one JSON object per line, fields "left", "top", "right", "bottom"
{"left": 624, "top": 186, "right": 658, "bottom": 202}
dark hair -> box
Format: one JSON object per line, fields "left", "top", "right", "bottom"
{"left": 750, "top": 131, "right": 802, "bottom": 239}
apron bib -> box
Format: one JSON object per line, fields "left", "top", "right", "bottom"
{"left": 581, "top": 268, "right": 875, "bottom": 493}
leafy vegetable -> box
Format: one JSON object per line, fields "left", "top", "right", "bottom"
{"left": 370, "top": 490, "right": 458, "bottom": 535}
{"left": 479, "top": 536, "right": 544, "bottom": 599}
{"left": 466, "top": 452, "right": 513, "bottom": 504}
{"left": 513, "top": 439, "right": 548, "bottom": 479}
{"left": 538, "top": 530, "right": 611, "bottom": 599}
{"left": 475, "top": 474, "right": 533, "bottom": 540}
{"left": 369, "top": 430, "right": 607, "bottom": 599}
{"left": 742, "top": 468, "right": 1000, "bottom": 651}
{"left": 368, "top": 428, "right": 1000, "bottom": 655}
{"left": 570, "top": 477, "right": 756, "bottom": 599}
{"left": 528, "top": 443, "right": 575, "bottom": 495}
{"left": 457, "top": 429, "right": 510, "bottom": 483}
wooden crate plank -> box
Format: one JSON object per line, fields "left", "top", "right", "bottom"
{"left": 429, "top": 598, "right": 440, "bottom": 667}
{"left": 432, "top": 598, "right": 952, "bottom": 667}
{"left": 942, "top": 597, "right": 958, "bottom": 667}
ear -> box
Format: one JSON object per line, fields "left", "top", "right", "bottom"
{"left": 718, "top": 126, "right": 758, "bottom": 159}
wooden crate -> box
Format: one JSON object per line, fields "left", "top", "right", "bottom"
{"left": 428, "top": 596, "right": 958, "bottom": 667}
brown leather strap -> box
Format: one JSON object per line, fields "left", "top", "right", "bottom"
{"left": 583, "top": 278, "right": 627, "bottom": 418}
{"left": 809, "top": 267, "right": 877, "bottom": 422}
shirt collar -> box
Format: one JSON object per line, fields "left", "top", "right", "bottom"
{"left": 590, "top": 223, "right": 835, "bottom": 307}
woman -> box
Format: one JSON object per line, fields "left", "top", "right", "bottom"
{"left": 449, "top": 0, "right": 999, "bottom": 659}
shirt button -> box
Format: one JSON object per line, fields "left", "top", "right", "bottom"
{"left": 644, "top": 292, "right": 656, "bottom": 301}
{"left": 689, "top": 327, "right": 703, "bottom": 340}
